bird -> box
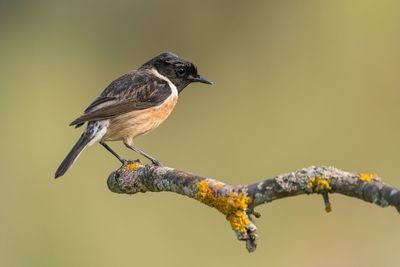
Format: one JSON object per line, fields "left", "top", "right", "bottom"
{"left": 55, "top": 52, "right": 212, "bottom": 178}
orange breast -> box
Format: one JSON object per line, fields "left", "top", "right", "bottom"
{"left": 102, "top": 95, "right": 178, "bottom": 142}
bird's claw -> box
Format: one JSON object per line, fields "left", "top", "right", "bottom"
{"left": 120, "top": 159, "right": 132, "bottom": 166}
{"left": 151, "top": 160, "right": 163, "bottom": 167}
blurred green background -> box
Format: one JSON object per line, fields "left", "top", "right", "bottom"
{"left": 1, "top": 0, "right": 399, "bottom": 266}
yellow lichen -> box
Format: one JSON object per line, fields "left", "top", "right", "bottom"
{"left": 307, "top": 177, "right": 331, "bottom": 192}
{"left": 359, "top": 173, "right": 377, "bottom": 182}
{"left": 125, "top": 162, "right": 143, "bottom": 171}
{"left": 325, "top": 204, "right": 332, "bottom": 213}
{"left": 196, "top": 180, "right": 252, "bottom": 232}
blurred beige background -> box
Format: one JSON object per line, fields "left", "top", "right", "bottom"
{"left": 1, "top": 0, "right": 399, "bottom": 266}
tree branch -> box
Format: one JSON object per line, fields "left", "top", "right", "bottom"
{"left": 107, "top": 161, "right": 400, "bottom": 252}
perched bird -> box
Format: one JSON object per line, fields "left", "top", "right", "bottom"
{"left": 55, "top": 52, "right": 212, "bottom": 178}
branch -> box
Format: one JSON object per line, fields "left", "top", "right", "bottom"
{"left": 107, "top": 161, "right": 400, "bottom": 252}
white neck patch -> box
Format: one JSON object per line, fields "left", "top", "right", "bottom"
{"left": 150, "top": 68, "right": 178, "bottom": 97}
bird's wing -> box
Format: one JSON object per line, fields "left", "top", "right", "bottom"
{"left": 69, "top": 70, "right": 172, "bottom": 127}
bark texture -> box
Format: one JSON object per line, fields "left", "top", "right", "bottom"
{"left": 107, "top": 161, "right": 400, "bottom": 252}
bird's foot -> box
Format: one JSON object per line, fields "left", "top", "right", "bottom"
{"left": 120, "top": 158, "right": 135, "bottom": 166}
{"left": 151, "top": 159, "right": 163, "bottom": 167}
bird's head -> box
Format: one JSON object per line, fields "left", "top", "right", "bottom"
{"left": 142, "top": 52, "right": 213, "bottom": 93}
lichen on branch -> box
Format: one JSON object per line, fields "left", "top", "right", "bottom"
{"left": 196, "top": 179, "right": 252, "bottom": 233}
{"left": 107, "top": 162, "right": 400, "bottom": 253}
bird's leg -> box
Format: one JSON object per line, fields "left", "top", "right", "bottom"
{"left": 100, "top": 142, "right": 127, "bottom": 164}
{"left": 123, "top": 139, "right": 163, "bottom": 166}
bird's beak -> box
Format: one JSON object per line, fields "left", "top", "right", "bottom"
{"left": 192, "top": 75, "right": 213, "bottom": 85}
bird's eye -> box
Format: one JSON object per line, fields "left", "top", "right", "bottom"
{"left": 176, "top": 67, "right": 186, "bottom": 76}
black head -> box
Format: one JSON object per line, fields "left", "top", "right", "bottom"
{"left": 141, "top": 52, "right": 212, "bottom": 93}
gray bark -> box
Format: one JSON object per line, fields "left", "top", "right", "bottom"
{"left": 107, "top": 161, "right": 400, "bottom": 252}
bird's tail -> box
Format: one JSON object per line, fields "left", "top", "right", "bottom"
{"left": 54, "top": 134, "right": 92, "bottom": 178}
{"left": 55, "top": 120, "right": 108, "bottom": 179}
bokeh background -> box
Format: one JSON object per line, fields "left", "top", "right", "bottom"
{"left": 1, "top": 0, "right": 399, "bottom": 266}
